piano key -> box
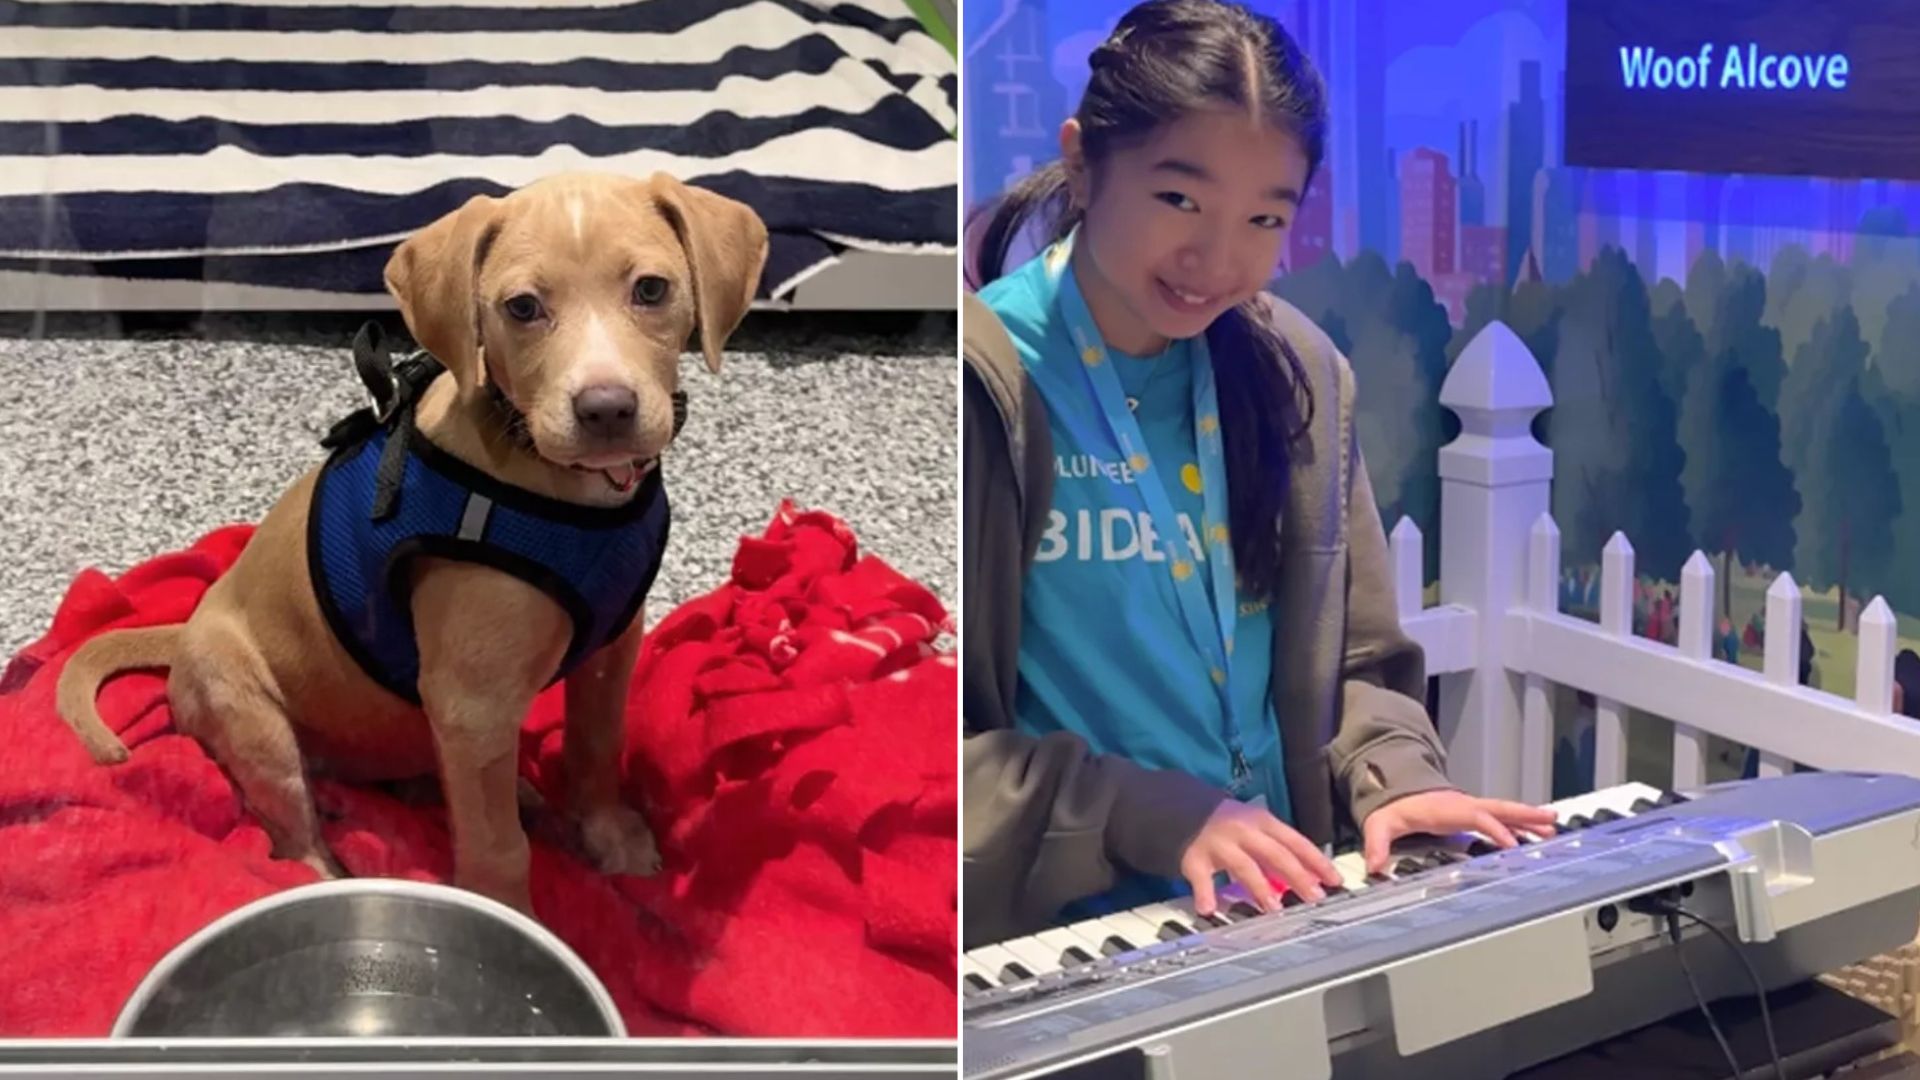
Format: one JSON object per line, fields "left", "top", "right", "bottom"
{"left": 1059, "top": 917, "right": 1134, "bottom": 957}
{"left": 1394, "top": 857, "right": 1428, "bottom": 877}
{"left": 1059, "top": 914, "right": 1121, "bottom": 949}
{"left": 1131, "top": 901, "right": 1205, "bottom": 941}
{"left": 1000, "top": 934, "right": 1069, "bottom": 977}
{"left": 1095, "top": 910, "right": 1170, "bottom": 948}
{"left": 965, "top": 944, "right": 1033, "bottom": 987}
{"left": 1213, "top": 883, "right": 1269, "bottom": 919}
{"left": 1332, "top": 853, "right": 1373, "bottom": 890}
{"left": 1166, "top": 896, "right": 1234, "bottom": 928}
{"left": 962, "top": 956, "right": 997, "bottom": 995}
{"left": 1032, "top": 927, "right": 1100, "bottom": 968}
{"left": 1557, "top": 781, "right": 1667, "bottom": 822}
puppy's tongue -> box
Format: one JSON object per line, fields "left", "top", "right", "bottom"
{"left": 603, "top": 463, "right": 639, "bottom": 493}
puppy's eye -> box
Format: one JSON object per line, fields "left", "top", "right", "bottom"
{"left": 632, "top": 275, "right": 669, "bottom": 306}
{"left": 503, "top": 293, "right": 543, "bottom": 323}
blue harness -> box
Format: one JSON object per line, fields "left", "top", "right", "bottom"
{"left": 308, "top": 325, "right": 673, "bottom": 706}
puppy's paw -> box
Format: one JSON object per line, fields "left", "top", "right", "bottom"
{"left": 300, "top": 847, "right": 346, "bottom": 881}
{"left": 581, "top": 805, "right": 663, "bottom": 877}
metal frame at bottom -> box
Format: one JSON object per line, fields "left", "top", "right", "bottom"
{"left": 0, "top": 1038, "right": 956, "bottom": 1077}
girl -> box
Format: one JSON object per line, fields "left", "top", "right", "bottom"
{"left": 961, "top": 0, "right": 1555, "bottom": 947}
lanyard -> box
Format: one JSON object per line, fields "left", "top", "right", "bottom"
{"left": 1041, "top": 231, "right": 1249, "bottom": 791}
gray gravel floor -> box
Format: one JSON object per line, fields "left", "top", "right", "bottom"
{"left": 0, "top": 311, "right": 956, "bottom": 660}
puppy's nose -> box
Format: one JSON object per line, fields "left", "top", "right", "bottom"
{"left": 573, "top": 385, "right": 637, "bottom": 440}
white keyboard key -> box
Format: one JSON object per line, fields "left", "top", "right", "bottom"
{"left": 1165, "top": 895, "right": 1233, "bottom": 929}
{"left": 1062, "top": 917, "right": 1134, "bottom": 956}
{"left": 1131, "top": 901, "right": 1205, "bottom": 941}
{"left": 961, "top": 957, "right": 997, "bottom": 994}
{"left": 1033, "top": 927, "right": 1101, "bottom": 967}
{"left": 1093, "top": 910, "right": 1166, "bottom": 949}
{"left": 966, "top": 943, "right": 1035, "bottom": 986}
{"left": 1000, "top": 934, "right": 1067, "bottom": 977}
{"left": 1332, "top": 851, "right": 1373, "bottom": 891}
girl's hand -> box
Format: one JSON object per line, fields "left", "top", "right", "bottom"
{"left": 1362, "top": 789, "right": 1559, "bottom": 875}
{"left": 1180, "top": 799, "right": 1343, "bottom": 916}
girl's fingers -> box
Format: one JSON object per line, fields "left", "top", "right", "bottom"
{"left": 1259, "top": 817, "right": 1342, "bottom": 886}
{"left": 1474, "top": 810, "right": 1519, "bottom": 849}
{"left": 1219, "top": 846, "right": 1279, "bottom": 912}
{"left": 1183, "top": 855, "right": 1220, "bottom": 917}
{"left": 1244, "top": 830, "right": 1323, "bottom": 904}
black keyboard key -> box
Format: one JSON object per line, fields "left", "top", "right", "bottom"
{"left": 1466, "top": 838, "right": 1498, "bottom": 857}
{"left": 1158, "top": 920, "right": 1194, "bottom": 941}
{"left": 1630, "top": 797, "right": 1658, "bottom": 813}
{"left": 1061, "top": 946, "right": 1095, "bottom": 965}
{"left": 1000, "top": 962, "right": 1034, "bottom": 983}
{"left": 964, "top": 973, "right": 993, "bottom": 994}
{"left": 1101, "top": 935, "right": 1134, "bottom": 956}
{"left": 1228, "top": 901, "right": 1264, "bottom": 920}
{"left": 1564, "top": 814, "right": 1593, "bottom": 831}
{"left": 1592, "top": 808, "right": 1624, "bottom": 824}
{"left": 1394, "top": 857, "right": 1427, "bottom": 876}
{"left": 1281, "top": 890, "right": 1308, "bottom": 908}
{"left": 1426, "top": 850, "right": 1463, "bottom": 868}
{"left": 1656, "top": 790, "right": 1689, "bottom": 806}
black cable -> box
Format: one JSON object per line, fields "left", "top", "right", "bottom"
{"left": 1669, "top": 903, "right": 1788, "bottom": 1080}
{"left": 1651, "top": 899, "right": 1788, "bottom": 1080}
{"left": 1664, "top": 911, "right": 1745, "bottom": 1079}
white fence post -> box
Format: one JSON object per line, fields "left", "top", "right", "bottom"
{"left": 1858, "top": 596, "right": 1897, "bottom": 716}
{"left": 1436, "top": 321, "right": 1554, "bottom": 800}
{"left": 1673, "top": 552, "right": 1713, "bottom": 790}
{"left": 1594, "top": 533, "right": 1634, "bottom": 789}
{"left": 1521, "top": 515, "right": 1559, "bottom": 804}
{"left": 1391, "top": 517, "right": 1424, "bottom": 622}
{"left": 1759, "top": 573, "right": 1803, "bottom": 777}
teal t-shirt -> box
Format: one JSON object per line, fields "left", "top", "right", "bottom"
{"left": 979, "top": 251, "right": 1288, "bottom": 916}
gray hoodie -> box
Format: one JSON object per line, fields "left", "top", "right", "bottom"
{"left": 962, "top": 288, "right": 1457, "bottom": 949}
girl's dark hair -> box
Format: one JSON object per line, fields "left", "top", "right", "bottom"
{"left": 969, "top": 0, "right": 1325, "bottom": 602}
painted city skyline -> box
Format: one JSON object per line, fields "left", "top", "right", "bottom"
{"left": 964, "top": 0, "right": 1920, "bottom": 326}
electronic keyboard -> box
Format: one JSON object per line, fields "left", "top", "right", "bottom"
{"left": 962, "top": 772, "right": 1920, "bottom": 1079}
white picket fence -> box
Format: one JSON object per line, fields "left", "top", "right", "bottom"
{"left": 1392, "top": 319, "right": 1920, "bottom": 804}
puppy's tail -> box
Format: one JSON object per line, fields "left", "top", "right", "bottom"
{"left": 54, "top": 626, "right": 182, "bottom": 765}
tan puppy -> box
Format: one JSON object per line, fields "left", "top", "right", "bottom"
{"left": 54, "top": 171, "right": 769, "bottom": 915}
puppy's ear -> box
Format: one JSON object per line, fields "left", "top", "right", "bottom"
{"left": 384, "top": 193, "right": 502, "bottom": 393}
{"left": 647, "top": 174, "right": 769, "bottom": 374}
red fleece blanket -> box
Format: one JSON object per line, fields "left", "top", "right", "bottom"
{"left": 0, "top": 502, "right": 956, "bottom": 1038}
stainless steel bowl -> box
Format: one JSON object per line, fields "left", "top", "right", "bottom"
{"left": 113, "top": 879, "right": 626, "bottom": 1038}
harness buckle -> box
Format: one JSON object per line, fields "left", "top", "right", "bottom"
{"left": 351, "top": 321, "right": 402, "bottom": 424}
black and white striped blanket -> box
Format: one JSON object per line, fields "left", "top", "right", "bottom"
{"left": 0, "top": 0, "right": 956, "bottom": 301}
